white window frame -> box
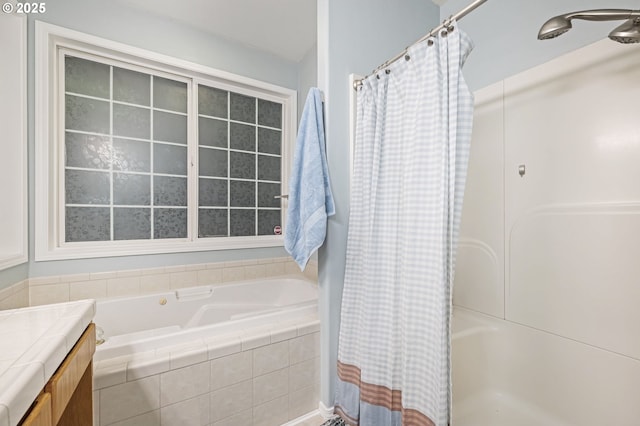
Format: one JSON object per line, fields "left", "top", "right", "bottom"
{"left": 35, "top": 22, "right": 296, "bottom": 261}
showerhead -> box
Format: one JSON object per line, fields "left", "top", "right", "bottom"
{"left": 538, "top": 16, "right": 572, "bottom": 40}
{"left": 608, "top": 18, "right": 640, "bottom": 43}
{"left": 538, "top": 9, "right": 640, "bottom": 43}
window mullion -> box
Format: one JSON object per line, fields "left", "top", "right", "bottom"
{"left": 189, "top": 81, "right": 198, "bottom": 242}
{"left": 150, "top": 76, "right": 155, "bottom": 240}
{"left": 227, "top": 90, "right": 231, "bottom": 237}
{"left": 109, "top": 65, "right": 115, "bottom": 241}
{"left": 57, "top": 48, "right": 66, "bottom": 248}
{"left": 254, "top": 98, "right": 259, "bottom": 236}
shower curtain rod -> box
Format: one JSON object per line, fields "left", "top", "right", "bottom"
{"left": 353, "top": 0, "right": 488, "bottom": 90}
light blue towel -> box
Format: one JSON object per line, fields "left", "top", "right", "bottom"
{"left": 285, "top": 88, "right": 335, "bottom": 270}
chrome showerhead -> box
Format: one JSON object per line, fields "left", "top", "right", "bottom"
{"left": 608, "top": 18, "right": 640, "bottom": 43}
{"left": 538, "top": 16, "right": 572, "bottom": 40}
{"left": 538, "top": 9, "right": 640, "bottom": 43}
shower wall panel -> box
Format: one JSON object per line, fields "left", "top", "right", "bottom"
{"left": 504, "top": 39, "right": 640, "bottom": 360}
{"left": 454, "top": 82, "right": 504, "bottom": 319}
{"left": 456, "top": 37, "right": 640, "bottom": 361}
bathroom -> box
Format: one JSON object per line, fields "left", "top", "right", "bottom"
{"left": 1, "top": 0, "right": 639, "bottom": 425}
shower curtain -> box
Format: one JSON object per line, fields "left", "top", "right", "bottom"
{"left": 335, "top": 21, "right": 474, "bottom": 426}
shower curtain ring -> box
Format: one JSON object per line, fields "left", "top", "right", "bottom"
{"left": 444, "top": 15, "right": 454, "bottom": 27}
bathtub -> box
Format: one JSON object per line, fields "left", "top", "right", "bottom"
{"left": 93, "top": 276, "right": 317, "bottom": 361}
{"left": 92, "top": 276, "right": 321, "bottom": 426}
{"left": 451, "top": 307, "right": 640, "bottom": 426}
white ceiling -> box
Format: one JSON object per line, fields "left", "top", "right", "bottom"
{"left": 116, "top": 0, "right": 447, "bottom": 63}
{"left": 116, "top": 0, "right": 317, "bottom": 63}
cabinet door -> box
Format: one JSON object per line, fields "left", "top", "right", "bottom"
{"left": 20, "top": 392, "right": 52, "bottom": 426}
{"left": 45, "top": 324, "right": 96, "bottom": 425}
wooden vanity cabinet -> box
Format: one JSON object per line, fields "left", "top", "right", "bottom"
{"left": 19, "top": 323, "right": 96, "bottom": 426}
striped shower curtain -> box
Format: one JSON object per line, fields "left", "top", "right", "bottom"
{"left": 335, "top": 21, "right": 474, "bottom": 426}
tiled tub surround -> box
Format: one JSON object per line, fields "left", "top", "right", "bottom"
{"left": 0, "top": 300, "right": 95, "bottom": 426}
{"left": 93, "top": 320, "right": 320, "bottom": 425}
{"left": 0, "top": 279, "right": 28, "bottom": 310}
{"left": 28, "top": 257, "right": 317, "bottom": 306}
{"left": 92, "top": 275, "right": 320, "bottom": 425}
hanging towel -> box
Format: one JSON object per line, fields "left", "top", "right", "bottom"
{"left": 285, "top": 88, "right": 335, "bottom": 270}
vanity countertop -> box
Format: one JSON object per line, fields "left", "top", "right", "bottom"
{"left": 0, "top": 300, "right": 95, "bottom": 426}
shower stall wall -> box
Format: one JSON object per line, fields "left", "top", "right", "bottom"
{"left": 452, "top": 38, "right": 640, "bottom": 425}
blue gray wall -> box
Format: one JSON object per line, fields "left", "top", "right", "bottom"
{"left": 441, "top": 0, "right": 640, "bottom": 91}
{"left": 316, "top": 0, "right": 439, "bottom": 407}
{"left": 0, "top": 264, "right": 29, "bottom": 289}
{"left": 20, "top": 0, "right": 308, "bottom": 280}
{"left": 33, "top": 0, "right": 299, "bottom": 88}
{"left": 298, "top": 44, "right": 319, "bottom": 119}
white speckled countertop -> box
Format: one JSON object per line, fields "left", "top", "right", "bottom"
{"left": 0, "top": 300, "right": 95, "bottom": 426}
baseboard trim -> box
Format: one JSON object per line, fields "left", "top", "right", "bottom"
{"left": 318, "top": 401, "right": 335, "bottom": 419}
{"left": 282, "top": 409, "right": 320, "bottom": 425}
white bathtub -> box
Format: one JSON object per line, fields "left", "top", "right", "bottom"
{"left": 92, "top": 276, "right": 321, "bottom": 426}
{"left": 93, "top": 276, "right": 317, "bottom": 361}
{"left": 451, "top": 307, "right": 640, "bottom": 426}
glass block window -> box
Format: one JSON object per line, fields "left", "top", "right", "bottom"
{"left": 38, "top": 35, "right": 295, "bottom": 261}
{"left": 198, "top": 85, "right": 283, "bottom": 238}
{"left": 64, "top": 55, "right": 189, "bottom": 242}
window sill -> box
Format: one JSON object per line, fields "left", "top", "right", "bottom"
{"left": 35, "top": 236, "right": 284, "bottom": 262}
